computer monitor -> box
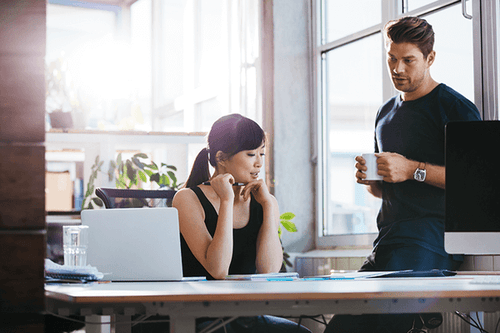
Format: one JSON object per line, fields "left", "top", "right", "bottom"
{"left": 445, "top": 120, "right": 500, "bottom": 255}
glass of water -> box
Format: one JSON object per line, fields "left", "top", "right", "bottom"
{"left": 63, "top": 225, "right": 89, "bottom": 266}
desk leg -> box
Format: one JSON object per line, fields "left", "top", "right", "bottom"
{"left": 170, "top": 315, "right": 196, "bottom": 333}
{"left": 85, "top": 315, "right": 111, "bottom": 333}
{"left": 469, "top": 312, "right": 484, "bottom": 333}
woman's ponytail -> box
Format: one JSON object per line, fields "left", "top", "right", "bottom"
{"left": 184, "top": 148, "right": 211, "bottom": 188}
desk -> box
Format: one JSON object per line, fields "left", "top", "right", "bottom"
{"left": 46, "top": 276, "right": 500, "bottom": 333}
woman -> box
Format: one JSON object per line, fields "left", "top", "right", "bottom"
{"left": 173, "top": 113, "right": 311, "bottom": 333}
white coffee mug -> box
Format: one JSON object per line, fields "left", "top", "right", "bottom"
{"left": 361, "top": 153, "right": 383, "bottom": 181}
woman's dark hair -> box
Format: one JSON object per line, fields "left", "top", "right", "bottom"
{"left": 384, "top": 16, "right": 434, "bottom": 59}
{"left": 184, "top": 114, "right": 265, "bottom": 188}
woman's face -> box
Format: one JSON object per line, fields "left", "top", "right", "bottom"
{"left": 222, "top": 143, "right": 265, "bottom": 184}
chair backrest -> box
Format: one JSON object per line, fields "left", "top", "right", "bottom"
{"left": 95, "top": 188, "right": 177, "bottom": 209}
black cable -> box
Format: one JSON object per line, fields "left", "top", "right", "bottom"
{"left": 454, "top": 311, "right": 489, "bottom": 333}
{"left": 477, "top": 312, "right": 486, "bottom": 333}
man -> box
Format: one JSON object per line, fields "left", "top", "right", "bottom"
{"left": 325, "top": 16, "right": 481, "bottom": 333}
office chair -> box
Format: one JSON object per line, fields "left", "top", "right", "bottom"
{"left": 95, "top": 187, "right": 177, "bottom": 208}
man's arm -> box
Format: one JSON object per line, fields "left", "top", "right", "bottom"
{"left": 376, "top": 152, "right": 445, "bottom": 189}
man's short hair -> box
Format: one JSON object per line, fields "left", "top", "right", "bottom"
{"left": 384, "top": 16, "right": 435, "bottom": 59}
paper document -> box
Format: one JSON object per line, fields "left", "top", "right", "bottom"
{"left": 225, "top": 272, "right": 300, "bottom": 281}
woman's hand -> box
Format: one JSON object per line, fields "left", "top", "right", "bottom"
{"left": 241, "top": 179, "right": 273, "bottom": 207}
{"left": 209, "top": 173, "right": 235, "bottom": 202}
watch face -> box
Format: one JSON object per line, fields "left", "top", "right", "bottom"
{"left": 414, "top": 169, "right": 426, "bottom": 182}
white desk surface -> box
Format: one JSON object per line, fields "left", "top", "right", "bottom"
{"left": 45, "top": 276, "right": 500, "bottom": 333}
{"left": 45, "top": 276, "right": 500, "bottom": 305}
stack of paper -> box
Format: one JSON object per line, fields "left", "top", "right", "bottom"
{"left": 45, "top": 259, "right": 104, "bottom": 283}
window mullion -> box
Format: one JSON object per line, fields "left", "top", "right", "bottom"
{"left": 381, "top": 0, "right": 399, "bottom": 102}
{"left": 475, "top": 0, "right": 499, "bottom": 120}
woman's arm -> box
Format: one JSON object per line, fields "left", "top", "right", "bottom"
{"left": 172, "top": 187, "right": 234, "bottom": 279}
{"left": 242, "top": 180, "right": 282, "bottom": 273}
{"left": 255, "top": 195, "right": 283, "bottom": 273}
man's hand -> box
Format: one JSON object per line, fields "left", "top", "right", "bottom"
{"left": 376, "top": 152, "right": 417, "bottom": 183}
{"left": 354, "top": 155, "right": 383, "bottom": 198}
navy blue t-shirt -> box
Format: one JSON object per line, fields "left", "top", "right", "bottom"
{"left": 374, "top": 83, "right": 481, "bottom": 256}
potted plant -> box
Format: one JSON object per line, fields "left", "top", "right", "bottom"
{"left": 279, "top": 212, "right": 298, "bottom": 270}
{"left": 82, "top": 152, "right": 182, "bottom": 209}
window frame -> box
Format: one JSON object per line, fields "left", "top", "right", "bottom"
{"left": 314, "top": 0, "right": 500, "bottom": 249}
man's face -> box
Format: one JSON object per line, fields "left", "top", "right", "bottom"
{"left": 386, "top": 42, "right": 435, "bottom": 96}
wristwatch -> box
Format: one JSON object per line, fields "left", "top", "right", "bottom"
{"left": 413, "top": 162, "right": 427, "bottom": 182}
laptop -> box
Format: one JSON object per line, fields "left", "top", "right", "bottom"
{"left": 80, "top": 207, "right": 183, "bottom": 281}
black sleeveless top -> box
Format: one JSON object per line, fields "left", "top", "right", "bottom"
{"left": 180, "top": 186, "right": 263, "bottom": 280}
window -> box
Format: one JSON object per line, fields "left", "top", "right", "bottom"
{"left": 316, "top": 0, "right": 494, "bottom": 248}
{"left": 324, "top": 34, "right": 383, "bottom": 237}
{"left": 323, "top": 0, "right": 381, "bottom": 42}
{"left": 143, "top": 0, "right": 261, "bottom": 132}
{"left": 46, "top": 0, "right": 261, "bottom": 133}
{"left": 46, "top": 2, "right": 122, "bottom": 129}
{"left": 45, "top": 0, "right": 262, "bottom": 210}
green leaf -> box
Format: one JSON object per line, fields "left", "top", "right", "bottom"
{"left": 91, "top": 197, "right": 103, "bottom": 207}
{"left": 117, "top": 179, "right": 128, "bottom": 189}
{"left": 160, "top": 174, "right": 170, "bottom": 186}
{"left": 126, "top": 160, "right": 136, "bottom": 182}
{"left": 107, "top": 161, "right": 116, "bottom": 181}
{"left": 163, "top": 163, "right": 177, "bottom": 171}
{"left": 280, "top": 220, "right": 297, "bottom": 233}
{"left": 132, "top": 156, "right": 144, "bottom": 169}
{"left": 138, "top": 170, "right": 148, "bottom": 182}
{"left": 134, "top": 153, "right": 148, "bottom": 159}
{"left": 280, "top": 212, "right": 295, "bottom": 220}
{"left": 150, "top": 162, "right": 159, "bottom": 171}
{"left": 167, "top": 171, "right": 177, "bottom": 183}
{"left": 150, "top": 173, "right": 160, "bottom": 183}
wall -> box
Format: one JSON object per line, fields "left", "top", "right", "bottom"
{"left": 0, "top": 1, "right": 46, "bottom": 331}
{"left": 271, "top": 0, "right": 315, "bottom": 253}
